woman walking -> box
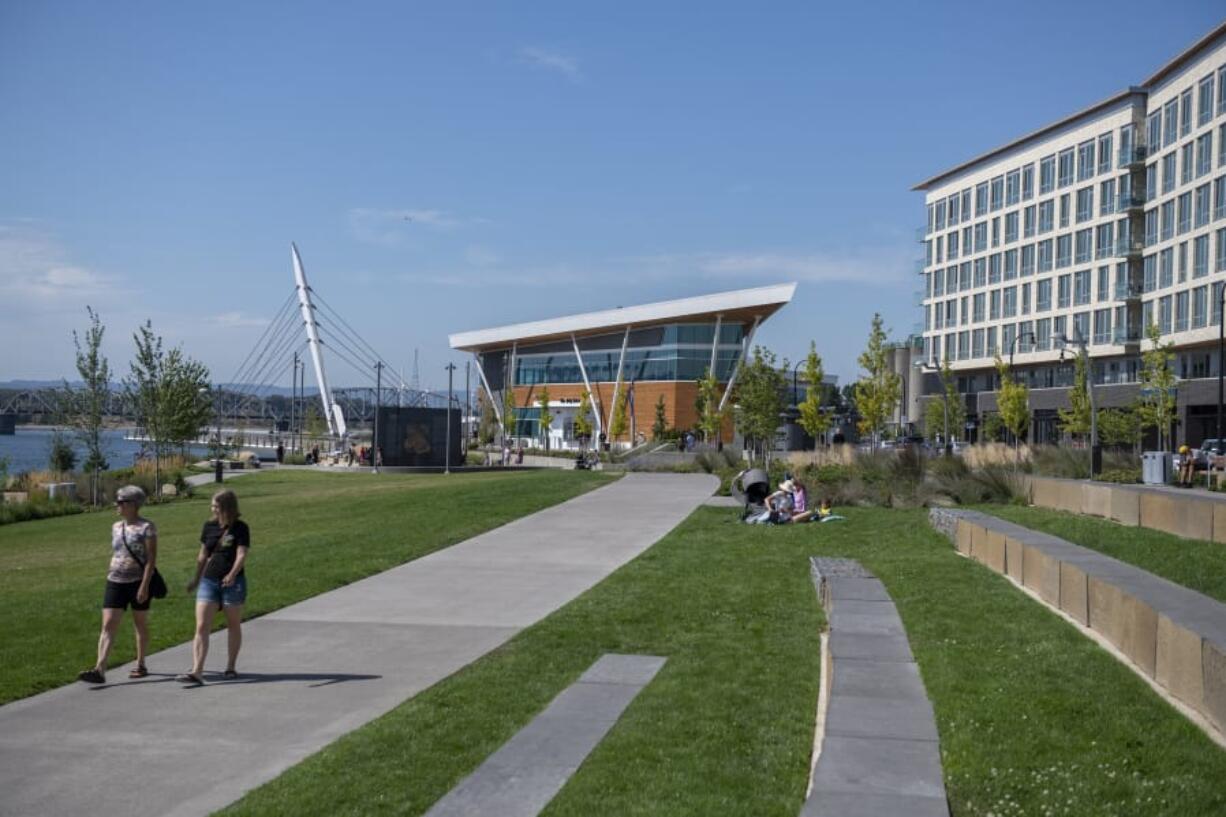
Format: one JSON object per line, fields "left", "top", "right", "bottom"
{"left": 78, "top": 485, "right": 158, "bottom": 684}
{"left": 180, "top": 489, "right": 250, "bottom": 685}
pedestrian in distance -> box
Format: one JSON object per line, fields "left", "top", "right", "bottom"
{"left": 78, "top": 485, "right": 159, "bottom": 684}
{"left": 180, "top": 489, "right": 251, "bottom": 685}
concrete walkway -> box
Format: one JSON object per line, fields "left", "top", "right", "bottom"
{"left": 0, "top": 473, "right": 717, "bottom": 817}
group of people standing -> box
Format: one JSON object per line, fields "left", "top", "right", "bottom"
{"left": 77, "top": 485, "right": 252, "bottom": 687}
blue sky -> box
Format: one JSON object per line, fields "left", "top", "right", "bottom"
{"left": 2, "top": 1, "right": 1222, "bottom": 391}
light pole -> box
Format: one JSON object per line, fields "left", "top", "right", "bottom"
{"left": 445, "top": 362, "right": 456, "bottom": 474}
{"left": 1008, "top": 330, "right": 1038, "bottom": 378}
{"left": 373, "top": 361, "right": 383, "bottom": 474}
{"left": 1217, "top": 283, "right": 1225, "bottom": 453}
{"left": 1058, "top": 331, "right": 1100, "bottom": 477}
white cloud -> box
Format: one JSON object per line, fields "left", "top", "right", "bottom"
{"left": 0, "top": 222, "right": 116, "bottom": 302}
{"left": 519, "top": 47, "right": 582, "bottom": 83}
{"left": 209, "top": 311, "right": 270, "bottom": 329}
{"left": 348, "top": 207, "right": 463, "bottom": 246}
{"left": 630, "top": 246, "right": 915, "bottom": 286}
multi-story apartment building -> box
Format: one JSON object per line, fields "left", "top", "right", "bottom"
{"left": 915, "top": 21, "right": 1226, "bottom": 445}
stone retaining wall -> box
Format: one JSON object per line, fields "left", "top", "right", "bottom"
{"left": 1026, "top": 476, "right": 1226, "bottom": 543}
{"left": 930, "top": 508, "right": 1226, "bottom": 738}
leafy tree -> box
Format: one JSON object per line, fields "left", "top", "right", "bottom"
{"left": 1136, "top": 321, "right": 1177, "bottom": 451}
{"left": 853, "top": 314, "right": 901, "bottom": 450}
{"left": 610, "top": 376, "right": 629, "bottom": 441}
{"left": 652, "top": 394, "right": 668, "bottom": 442}
{"left": 502, "top": 387, "right": 517, "bottom": 442}
{"left": 536, "top": 387, "right": 552, "bottom": 451}
{"left": 995, "top": 355, "right": 1030, "bottom": 455}
{"left": 304, "top": 402, "right": 327, "bottom": 437}
{"left": 922, "top": 357, "right": 965, "bottom": 445}
{"left": 797, "top": 342, "right": 831, "bottom": 451}
{"left": 1057, "top": 351, "right": 1092, "bottom": 440}
{"left": 476, "top": 390, "right": 498, "bottom": 446}
{"left": 980, "top": 412, "right": 1004, "bottom": 443}
{"left": 573, "top": 391, "right": 593, "bottom": 446}
{"left": 696, "top": 367, "right": 725, "bottom": 443}
{"left": 48, "top": 429, "right": 77, "bottom": 473}
{"left": 125, "top": 321, "right": 211, "bottom": 499}
{"left": 61, "top": 306, "right": 111, "bottom": 481}
{"left": 1099, "top": 407, "right": 1143, "bottom": 453}
{"left": 734, "top": 345, "right": 786, "bottom": 464}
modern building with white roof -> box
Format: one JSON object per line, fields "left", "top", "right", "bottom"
{"left": 915, "top": 20, "right": 1226, "bottom": 446}
{"left": 449, "top": 283, "right": 796, "bottom": 448}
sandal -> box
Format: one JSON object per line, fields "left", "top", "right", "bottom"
{"left": 128, "top": 665, "right": 148, "bottom": 679}
{"left": 223, "top": 669, "right": 238, "bottom": 680}
{"left": 175, "top": 673, "right": 204, "bottom": 686}
{"left": 77, "top": 668, "right": 105, "bottom": 684}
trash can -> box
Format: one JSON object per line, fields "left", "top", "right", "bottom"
{"left": 1142, "top": 451, "right": 1172, "bottom": 485}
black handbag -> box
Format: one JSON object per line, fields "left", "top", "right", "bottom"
{"left": 122, "top": 524, "right": 168, "bottom": 599}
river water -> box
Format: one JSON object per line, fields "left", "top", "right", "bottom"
{"left": 0, "top": 427, "right": 208, "bottom": 475}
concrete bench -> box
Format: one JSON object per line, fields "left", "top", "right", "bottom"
{"left": 801, "top": 558, "right": 950, "bottom": 817}
{"left": 1027, "top": 475, "right": 1226, "bottom": 543}
{"left": 931, "top": 508, "right": 1226, "bottom": 742}
{"left": 424, "top": 653, "right": 666, "bottom": 817}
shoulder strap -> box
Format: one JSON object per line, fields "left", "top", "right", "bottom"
{"left": 120, "top": 524, "right": 147, "bottom": 570}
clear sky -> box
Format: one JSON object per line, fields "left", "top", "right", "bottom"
{"left": 2, "top": 1, "right": 1223, "bottom": 392}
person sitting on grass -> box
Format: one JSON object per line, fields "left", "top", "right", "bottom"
{"left": 815, "top": 497, "right": 845, "bottom": 523}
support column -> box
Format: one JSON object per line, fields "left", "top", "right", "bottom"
{"left": 571, "top": 334, "right": 602, "bottom": 443}
{"left": 473, "top": 353, "right": 502, "bottom": 428}
{"left": 709, "top": 314, "right": 723, "bottom": 377}
{"left": 718, "top": 316, "right": 762, "bottom": 414}
{"left": 607, "top": 326, "right": 632, "bottom": 440}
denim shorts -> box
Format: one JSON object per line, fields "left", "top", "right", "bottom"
{"left": 196, "top": 575, "right": 247, "bottom": 608}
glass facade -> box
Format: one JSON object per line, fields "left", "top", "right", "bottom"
{"left": 512, "top": 322, "right": 746, "bottom": 386}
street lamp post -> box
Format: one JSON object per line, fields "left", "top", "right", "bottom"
{"left": 1217, "top": 283, "right": 1225, "bottom": 453}
{"left": 445, "top": 362, "right": 456, "bottom": 475}
{"left": 1008, "top": 330, "right": 1038, "bottom": 377}
{"left": 373, "top": 361, "right": 382, "bottom": 474}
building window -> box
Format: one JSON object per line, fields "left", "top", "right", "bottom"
{"left": 1196, "top": 183, "right": 1211, "bottom": 227}
{"left": 1147, "top": 161, "right": 1158, "bottom": 201}
{"left": 1021, "top": 244, "right": 1036, "bottom": 276}
{"left": 1037, "top": 278, "right": 1052, "bottom": 312}
{"left": 1059, "top": 193, "right": 1071, "bottom": 229}
{"left": 1022, "top": 282, "right": 1031, "bottom": 315}
{"left": 1195, "top": 233, "right": 1209, "bottom": 277}
{"left": 1180, "top": 88, "right": 1193, "bottom": 138}
{"left": 989, "top": 254, "right": 1002, "bottom": 283}
{"left": 961, "top": 189, "right": 972, "bottom": 221}
{"left": 974, "top": 221, "right": 988, "bottom": 252}
{"left": 1057, "top": 274, "right": 1071, "bottom": 309}
{"left": 1058, "top": 148, "right": 1075, "bottom": 187}
{"left": 1159, "top": 295, "right": 1173, "bottom": 335}
{"left": 1181, "top": 142, "right": 1194, "bottom": 186}
{"left": 972, "top": 329, "right": 984, "bottom": 359}
{"left": 1073, "top": 270, "right": 1091, "bottom": 306}
{"left": 975, "top": 182, "right": 989, "bottom": 216}
{"left": 1003, "top": 286, "right": 1017, "bottom": 318}
{"left": 1038, "top": 199, "right": 1054, "bottom": 233}
{"left": 990, "top": 176, "right": 1004, "bottom": 211}
{"left": 948, "top": 231, "right": 959, "bottom": 260}
{"left": 1201, "top": 74, "right": 1216, "bottom": 127}
{"left": 1178, "top": 191, "right": 1192, "bottom": 234}
{"left": 1096, "top": 223, "right": 1114, "bottom": 259}
{"left": 1074, "top": 312, "right": 1090, "bottom": 342}
{"left": 1194, "top": 285, "right": 1208, "bottom": 328}
{"left": 1162, "top": 152, "right": 1177, "bottom": 194}
{"left": 986, "top": 326, "right": 997, "bottom": 356}
{"left": 948, "top": 193, "right": 960, "bottom": 224}
{"left": 1219, "top": 227, "right": 1226, "bottom": 271}
{"left": 1219, "top": 66, "right": 1226, "bottom": 115}
{"left": 1035, "top": 317, "right": 1051, "bottom": 350}
{"left": 1093, "top": 308, "right": 1112, "bottom": 344}
{"left": 1098, "top": 133, "right": 1113, "bottom": 175}
{"left": 973, "top": 292, "right": 985, "bottom": 323}
{"left": 1097, "top": 265, "right": 1110, "bottom": 301}
{"left": 1161, "top": 201, "right": 1175, "bottom": 241}
{"left": 1076, "top": 187, "right": 1093, "bottom": 223}
{"left": 1023, "top": 205, "right": 1036, "bottom": 238}
{"left": 1145, "top": 209, "right": 1159, "bottom": 246}
{"left": 1004, "top": 248, "right": 1018, "bottom": 280}
{"left": 1175, "top": 291, "right": 1189, "bottom": 332}
{"left": 1164, "top": 99, "right": 1178, "bottom": 147}
{"left": 934, "top": 200, "right": 947, "bottom": 231}
{"left": 975, "top": 257, "right": 988, "bottom": 287}
{"left": 1143, "top": 254, "right": 1157, "bottom": 292}
{"left": 1148, "top": 112, "right": 1162, "bottom": 152}
{"left": 1056, "top": 234, "right": 1072, "bottom": 268}
{"left": 992, "top": 217, "right": 1001, "bottom": 248}
{"left": 1159, "top": 248, "right": 1174, "bottom": 288}
{"left": 1197, "top": 132, "right": 1213, "bottom": 178}
{"left": 990, "top": 289, "right": 1001, "bottom": 320}
{"left": 1038, "top": 239, "right": 1053, "bottom": 272}
{"left": 1022, "top": 164, "right": 1034, "bottom": 200}
{"left": 1075, "top": 229, "right": 1093, "bottom": 264}
{"left": 1040, "top": 155, "right": 1055, "bottom": 194}
{"left": 960, "top": 262, "right": 972, "bottom": 290}
{"left": 1100, "top": 178, "right": 1116, "bottom": 216}
{"left": 1006, "top": 170, "right": 1020, "bottom": 206}
{"left": 1005, "top": 211, "right": 1018, "bottom": 244}
{"left": 1077, "top": 140, "right": 1095, "bottom": 181}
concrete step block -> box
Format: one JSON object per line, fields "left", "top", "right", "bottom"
{"left": 1089, "top": 578, "right": 1158, "bottom": 677}
{"left": 1059, "top": 562, "right": 1090, "bottom": 626}
{"left": 1022, "top": 544, "right": 1062, "bottom": 606}
{"left": 823, "top": 694, "right": 939, "bottom": 743}
{"left": 831, "top": 658, "right": 928, "bottom": 701}
{"left": 1204, "top": 640, "right": 1226, "bottom": 733}
{"left": 1109, "top": 486, "right": 1141, "bottom": 526}
{"left": 954, "top": 518, "right": 973, "bottom": 555}
{"left": 1082, "top": 482, "right": 1112, "bottom": 518}
{"left": 1004, "top": 534, "right": 1025, "bottom": 582}
{"left": 1156, "top": 614, "right": 1205, "bottom": 709}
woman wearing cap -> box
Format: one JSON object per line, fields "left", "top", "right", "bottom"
{"left": 1178, "top": 444, "right": 1195, "bottom": 487}
{"left": 78, "top": 485, "right": 158, "bottom": 684}
{"left": 179, "top": 489, "right": 250, "bottom": 685}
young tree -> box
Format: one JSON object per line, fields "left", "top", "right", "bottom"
{"left": 1099, "top": 407, "right": 1143, "bottom": 453}
{"left": 304, "top": 402, "right": 327, "bottom": 437}
{"left": 573, "top": 390, "right": 593, "bottom": 447}
{"left": 536, "top": 387, "right": 552, "bottom": 451}
{"left": 1136, "top": 322, "right": 1177, "bottom": 451}
{"left": 1057, "top": 352, "right": 1092, "bottom": 441}
{"left": 609, "top": 376, "right": 629, "bottom": 442}
{"left": 502, "top": 387, "right": 517, "bottom": 443}
{"left": 853, "top": 314, "right": 901, "bottom": 450}
{"left": 797, "top": 342, "right": 831, "bottom": 451}
{"left": 995, "top": 355, "right": 1031, "bottom": 456}
{"left": 923, "top": 357, "right": 965, "bottom": 446}
{"left": 980, "top": 411, "right": 1004, "bottom": 443}
{"left": 47, "top": 429, "right": 78, "bottom": 474}
{"left": 734, "top": 346, "right": 786, "bottom": 464}
{"left": 652, "top": 394, "right": 668, "bottom": 442}
{"left": 125, "top": 321, "right": 211, "bottom": 499}
{"left": 696, "top": 367, "right": 725, "bottom": 444}
{"left": 60, "top": 307, "right": 111, "bottom": 504}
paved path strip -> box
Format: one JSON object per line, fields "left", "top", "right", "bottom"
{"left": 424, "top": 654, "right": 666, "bottom": 817}
{"left": 931, "top": 508, "right": 1226, "bottom": 744}
{"left": 0, "top": 473, "right": 717, "bottom": 817}
{"left": 802, "top": 558, "right": 950, "bottom": 817}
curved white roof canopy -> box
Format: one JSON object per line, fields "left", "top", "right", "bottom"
{"left": 449, "top": 282, "right": 796, "bottom": 352}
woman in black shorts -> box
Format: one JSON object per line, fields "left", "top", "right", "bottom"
{"left": 78, "top": 485, "right": 158, "bottom": 684}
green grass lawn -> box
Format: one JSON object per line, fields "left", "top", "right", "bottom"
{"left": 981, "top": 504, "right": 1226, "bottom": 604}
{"left": 220, "top": 507, "right": 1226, "bottom": 817}
{"left": 0, "top": 469, "right": 614, "bottom": 704}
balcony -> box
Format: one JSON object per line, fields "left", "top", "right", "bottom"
{"left": 1114, "top": 283, "right": 1143, "bottom": 302}
{"left": 915, "top": 259, "right": 928, "bottom": 274}
{"left": 916, "top": 227, "right": 928, "bottom": 242}
{"left": 1113, "top": 327, "right": 1142, "bottom": 345}
{"left": 1114, "top": 239, "right": 1144, "bottom": 258}
{"left": 1117, "top": 145, "right": 1148, "bottom": 167}
{"left": 1117, "top": 193, "right": 1146, "bottom": 211}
